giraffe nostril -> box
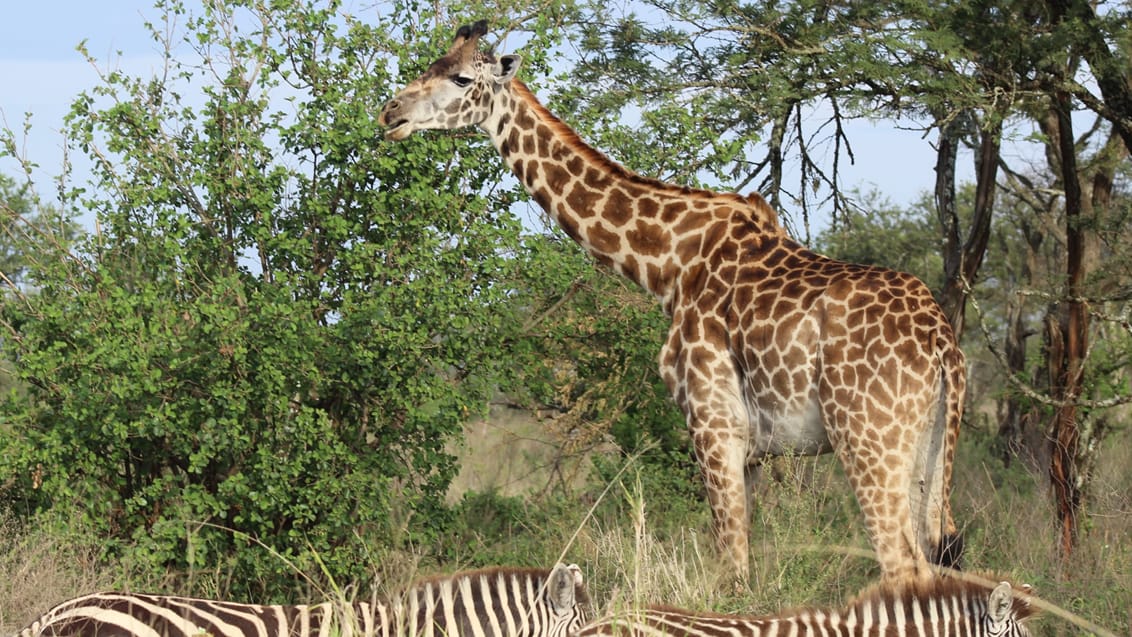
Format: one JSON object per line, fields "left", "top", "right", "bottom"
{"left": 379, "top": 100, "right": 403, "bottom": 128}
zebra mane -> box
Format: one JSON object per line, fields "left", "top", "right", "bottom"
{"left": 406, "top": 565, "right": 565, "bottom": 586}
{"left": 848, "top": 573, "right": 1037, "bottom": 622}
{"left": 632, "top": 573, "right": 1035, "bottom": 622}
{"left": 390, "top": 565, "right": 591, "bottom": 607}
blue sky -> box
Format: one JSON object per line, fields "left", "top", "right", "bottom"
{"left": 0, "top": 4, "right": 155, "bottom": 60}
{"left": 0, "top": 3, "right": 963, "bottom": 236}
{"left": 0, "top": 4, "right": 161, "bottom": 118}
{"left": 0, "top": 4, "right": 163, "bottom": 200}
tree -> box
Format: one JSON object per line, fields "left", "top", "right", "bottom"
{"left": 958, "top": 0, "right": 1132, "bottom": 558}
{"left": 0, "top": 0, "right": 574, "bottom": 598}
{"left": 1, "top": 176, "right": 43, "bottom": 292}
{"left": 497, "top": 230, "right": 692, "bottom": 491}
{"left": 0, "top": 172, "right": 78, "bottom": 290}
{"left": 1037, "top": 0, "right": 1131, "bottom": 559}
{"left": 0, "top": 172, "right": 77, "bottom": 398}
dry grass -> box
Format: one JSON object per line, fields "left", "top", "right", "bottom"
{"left": 0, "top": 516, "right": 117, "bottom": 633}
{"left": 568, "top": 458, "right": 876, "bottom": 618}
{"left": 562, "top": 427, "right": 1132, "bottom": 636}
{"left": 3, "top": 420, "right": 1130, "bottom": 637}
{"left": 939, "top": 426, "right": 1132, "bottom": 636}
{"left": 572, "top": 473, "right": 724, "bottom": 612}
{"left": 447, "top": 402, "right": 604, "bottom": 500}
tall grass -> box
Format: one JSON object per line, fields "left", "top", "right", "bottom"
{"left": 2, "top": 423, "right": 1130, "bottom": 636}
{"left": 0, "top": 515, "right": 117, "bottom": 632}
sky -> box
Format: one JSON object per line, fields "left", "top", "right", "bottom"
{"left": 0, "top": 3, "right": 161, "bottom": 128}
{"left": 0, "top": 3, "right": 970, "bottom": 236}
{"left": 0, "top": 4, "right": 164, "bottom": 204}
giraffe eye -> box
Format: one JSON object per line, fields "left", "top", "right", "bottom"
{"left": 452, "top": 75, "right": 473, "bottom": 88}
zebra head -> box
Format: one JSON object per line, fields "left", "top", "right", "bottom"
{"left": 985, "top": 581, "right": 1035, "bottom": 637}
{"left": 542, "top": 563, "right": 589, "bottom": 637}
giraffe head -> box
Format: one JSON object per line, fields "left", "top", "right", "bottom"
{"left": 379, "top": 20, "right": 521, "bottom": 141}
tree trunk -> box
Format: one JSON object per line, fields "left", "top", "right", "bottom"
{"left": 997, "top": 216, "right": 1045, "bottom": 468}
{"left": 1046, "top": 0, "right": 1132, "bottom": 154}
{"left": 997, "top": 294, "right": 1030, "bottom": 465}
{"left": 935, "top": 116, "right": 1001, "bottom": 338}
{"left": 1047, "top": 89, "right": 1089, "bottom": 559}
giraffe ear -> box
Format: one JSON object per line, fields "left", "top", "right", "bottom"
{"left": 494, "top": 54, "right": 522, "bottom": 83}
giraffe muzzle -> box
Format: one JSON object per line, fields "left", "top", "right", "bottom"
{"left": 378, "top": 100, "right": 412, "bottom": 141}
{"left": 383, "top": 120, "right": 412, "bottom": 141}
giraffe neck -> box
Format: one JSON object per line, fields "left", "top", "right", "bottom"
{"left": 480, "top": 79, "right": 781, "bottom": 309}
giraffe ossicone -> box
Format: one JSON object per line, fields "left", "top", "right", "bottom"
{"left": 379, "top": 20, "right": 967, "bottom": 582}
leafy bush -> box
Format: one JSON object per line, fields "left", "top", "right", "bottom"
{"left": 0, "top": 0, "right": 567, "bottom": 599}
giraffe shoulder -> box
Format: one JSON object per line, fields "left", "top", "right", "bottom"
{"left": 740, "top": 191, "right": 784, "bottom": 232}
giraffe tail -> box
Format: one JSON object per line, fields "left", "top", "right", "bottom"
{"left": 930, "top": 336, "right": 967, "bottom": 571}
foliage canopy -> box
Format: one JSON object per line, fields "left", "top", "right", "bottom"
{"left": 0, "top": 0, "right": 579, "bottom": 597}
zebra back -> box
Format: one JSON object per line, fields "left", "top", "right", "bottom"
{"left": 12, "top": 592, "right": 348, "bottom": 637}
{"left": 577, "top": 576, "right": 1036, "bottom": 637}
{"left": 13, "top": 563, "right": 589, "bottom": 637}
{"left": 377, "top": 564, "right": 588, "bottom": 637}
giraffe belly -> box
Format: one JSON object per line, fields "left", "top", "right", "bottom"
{"left": 747, "top": 397, "right": 831, "bottom": 458}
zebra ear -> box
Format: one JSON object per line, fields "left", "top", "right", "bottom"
{"left": 566, "top": 563, "right": 583, "bottom": 588}
{"left": 547, "top": 563, "right": 578, "bottom": 612}
{"left": 987, "top": 582, "right": 1015, "bottom": 625}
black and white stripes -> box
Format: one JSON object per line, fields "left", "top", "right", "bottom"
{"left": 576, "top": 577, "right": 1035, "bottom": 637}
{"left": 14, "top": 564, "right": 588, "bottom": 637}
{"left": 13, "top": 592, "right": 351, "bottom": 637}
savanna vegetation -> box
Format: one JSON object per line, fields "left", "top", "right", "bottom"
{"left": 1, "top": 1, "right": 1129, "bottom": 635}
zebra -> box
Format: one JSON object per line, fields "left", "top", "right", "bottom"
{"left": 12, "top": 563, "right": 588, "bottom": 637}
{"left": 577, "top": 575, "right": 1036, "bottom": 637}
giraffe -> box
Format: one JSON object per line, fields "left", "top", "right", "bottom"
{"left": 378, "top": 20, "right": 967, "bottom": 582}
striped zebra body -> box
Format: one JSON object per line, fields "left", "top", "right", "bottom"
{"left": 578, "top": 577, "right": 1035, "bottom": 637}
{"left": 14, "top": 564, "right": 588, "bottom": 637}
{"left": 13, "top": 592, "right": 348, "bottom": 637}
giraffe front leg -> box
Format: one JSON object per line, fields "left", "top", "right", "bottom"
{"left": 691, "top": 423, "right": 752, "bottom": 581}
{"left": 661, "top": 328, "right": 752, "bottom": 582}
